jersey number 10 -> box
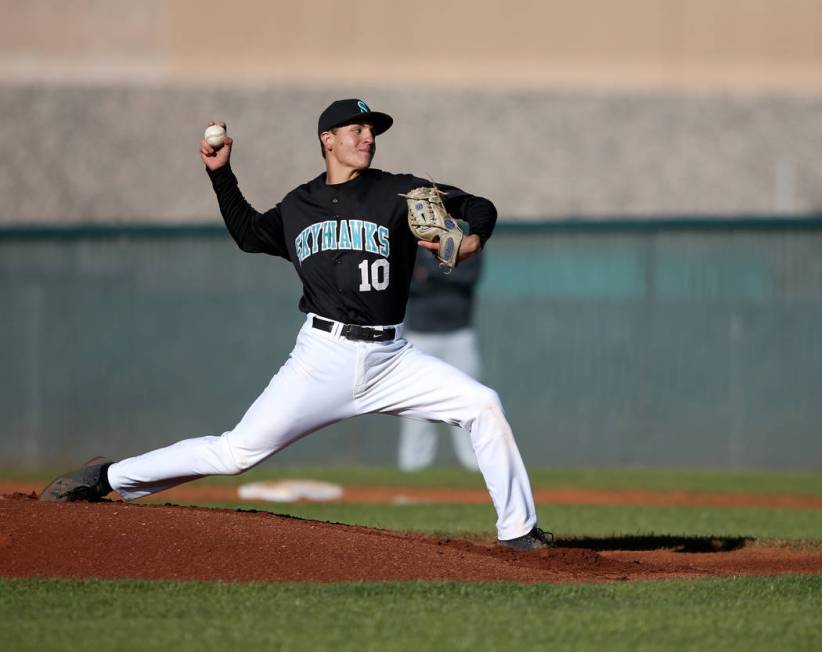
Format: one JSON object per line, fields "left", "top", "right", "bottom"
{"left": 358, "top": 259, "right": 389, "bottom": 291}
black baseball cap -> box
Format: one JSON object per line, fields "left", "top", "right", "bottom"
{"left": 317, "top": 99, "right": 393, "bottom": 136}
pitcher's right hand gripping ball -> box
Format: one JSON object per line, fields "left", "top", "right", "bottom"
{"left": 401, "top": 184, "right": 464, "bottom": 272}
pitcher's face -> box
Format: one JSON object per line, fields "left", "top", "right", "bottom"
{"left": 323, "top": 122, "right": 376, "bottom": 171}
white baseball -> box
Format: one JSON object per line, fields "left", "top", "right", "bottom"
{"left": 204, "top": 124, "right": 226, "bottom": 148}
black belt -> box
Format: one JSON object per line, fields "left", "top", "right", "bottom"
{"left": 312, "top": 317, "right": 396, "bottom": 342}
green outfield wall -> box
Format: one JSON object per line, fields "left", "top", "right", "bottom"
{"left": 2, "top": 220, "right": 821, "bottom": 470}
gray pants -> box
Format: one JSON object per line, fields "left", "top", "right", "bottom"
{"left": 398, "top": 328, "right": 482, "bottom": 471}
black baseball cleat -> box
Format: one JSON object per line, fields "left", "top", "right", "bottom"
{"left": 39, "top": 456, "right": 113, "bottom": 502}
{"left": 497, "top": 527, "right": 555, "bottom": 551}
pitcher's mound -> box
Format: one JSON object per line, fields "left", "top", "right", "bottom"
{"left": 1, "top": 494, "right": 819, "bottom": 583}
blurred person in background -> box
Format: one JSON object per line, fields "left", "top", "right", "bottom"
{"left": 398, "top": 250, "right": 483, "bottom": 471}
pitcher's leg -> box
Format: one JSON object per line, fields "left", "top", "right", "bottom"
{"left": 108, "top": 435, "right": 234, "bottom": 499}
{"left": 465, "top": 388, "right": 537, "bottom": 538}
{"left": 110, "top": 325, "right": 358, "bottom": 500}
{"left": 359, "top": 344, "right": 537, "bottom": 540}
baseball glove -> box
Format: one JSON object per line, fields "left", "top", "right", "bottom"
{"left": 400, "top": 184, "right": 464, "bottom": 272}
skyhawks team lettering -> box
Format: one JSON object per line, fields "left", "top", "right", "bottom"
{"left": 295, "top": 220, "right": 390, "bottom": 263}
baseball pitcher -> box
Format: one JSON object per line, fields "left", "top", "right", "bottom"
{"left": 40, "top": 98, "right": 553, "bottom": 551}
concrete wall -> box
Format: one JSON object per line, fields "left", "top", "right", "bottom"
{"left": 3, "top": 85, "right": 822, "bottom": 224}
{"left": 2, "top": 1, "right": 821, "bottom": 225}
{"left": 3, "top": 0, "right": 821, "bottom": 91}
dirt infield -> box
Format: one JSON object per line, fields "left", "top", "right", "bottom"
{"left": 2, "top": 493, "right": 821, "bottom": 584}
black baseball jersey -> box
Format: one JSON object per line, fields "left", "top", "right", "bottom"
{"left": 208, "top": 165, "right": 497, "bottom": 326}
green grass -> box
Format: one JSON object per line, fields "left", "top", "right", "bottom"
{"left": 2, "top": 576, "right": 820, "bottom": 652}
{"left": 13, "top": 464, "right": 822, "bottom": 542}
{"left": 10, "top": 464, "right": 822, "bottom": 543}
{"left": 7, "top": 465, "right": 822, "bottom": 495}
{"left": 229, "top": 465, "right": 822, "bottom": 495}
{"left": 124, "top": 463, "right": 822, "bottom": 542}
{"left": 4, "top": 466, "right": 821, "bottom": 649}
{"left": 166, "top": 500, "right": 822, "bottom": 542}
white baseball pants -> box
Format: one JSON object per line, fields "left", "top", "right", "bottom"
{"left": 398, "top": 328, "right": 481, "bottom": 471}
{"left": 108, "top": 313, "right": 538, "bottom": 539}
